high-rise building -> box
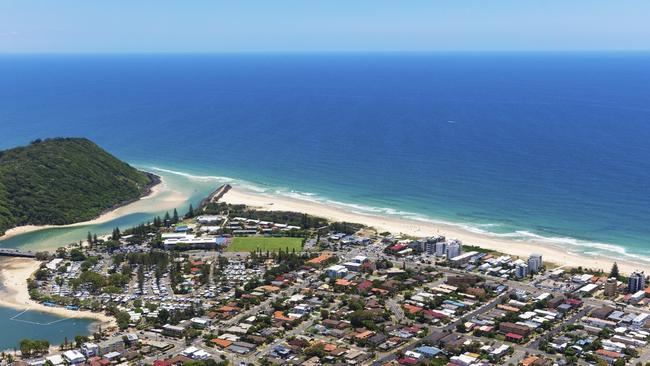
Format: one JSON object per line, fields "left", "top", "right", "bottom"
{"left": 515, "top": 263, "right": 529, "bottom": 279}
{"left": 527, "top": 254, "right": 543, "bottom": 273}
{"left": 435, "top": 241, "right": 447, "bottom": 257}
{"left": 425, "top": 241, "right": 436, "bottom": 255}
{"left": 425, "top": 236, "right": 444, "bottom": 255}
{"left": 446, "top": 240, "right": 462, "bottom": 259}
{"left": 628, "top": 271, "right": 646, "bottom": 293}
{"left": 604, "top": 278, "right": 618, "bottom": 297}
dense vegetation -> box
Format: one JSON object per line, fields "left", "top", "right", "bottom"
{"left": 0, "top": 138, "right": 155, "bottom": 235}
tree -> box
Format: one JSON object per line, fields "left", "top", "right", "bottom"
{"left": 610, "top": 262, "right": 620, "bottom": 280}
{"left": 173, "top": 209, "right": 179, "bottom": 224}
{"left": 187, "top": 204, "right": 194, "bottom": 218}
{"left": 158, "top": 308, "right": 170, "bottom": 324}
{"left": 70, "top": 248, "right": 86, "bottom": 261}
{"left": 138, "top": 265, "right": 145, "bottom": 292}
{"left": 112, "top": 227, "right": 121, "bottom": 241}
{"left": 87, "top": 232, "right": 93, "bottom": 247}
{"left": 19, "top": 339, "right": 50, "bottom": 357}
{"left": 115, "top": 311, "right": 131, "bottom": 329}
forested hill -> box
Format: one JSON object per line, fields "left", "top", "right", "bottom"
{"left": 0, "top": 138, "right": 157, "bottom": 235}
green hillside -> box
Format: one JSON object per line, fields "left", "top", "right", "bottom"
{"left": 0, "top": 138, "right": 157, "bottom": 235}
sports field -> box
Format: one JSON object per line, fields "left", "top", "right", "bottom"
{"left": 227, "top": 236, "right": 303, "bottom": 252}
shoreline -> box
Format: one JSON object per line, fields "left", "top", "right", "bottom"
{"left": 0, "top": 173, "right": 165, "bottom": 242}
{"left": 220, "top": 186, "right": 649, "bottom": 275}
{"left": 0, "top": 257, "right": 115, "bottom": 327}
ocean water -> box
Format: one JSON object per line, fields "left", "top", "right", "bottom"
{"left": 0, "top": 53, "right": 649, "bottom": 264}
{"left": 0, "top": 303, "right": 96, "bottom": 351}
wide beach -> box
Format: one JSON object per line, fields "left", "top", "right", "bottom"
{"left": 0, "top": 257, "right": 115, "bottom": 326}
{"left": 220, "top": 186, "right": 648, "bottom": 275}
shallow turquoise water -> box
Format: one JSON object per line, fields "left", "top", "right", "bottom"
{"left": 0, "top": 302, "right": 96, "bottom": 351}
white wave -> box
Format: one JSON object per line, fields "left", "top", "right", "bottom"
{"left": 144, "top": 165, "right": 650, "bottom": 264}
{"left": 146, "top": 166, "right": 236, "bottom": 182}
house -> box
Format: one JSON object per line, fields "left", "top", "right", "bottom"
{"left": 307, "top": 253, "right": 333, "bottom": 266}
{"left": 191, "top": 317, "right": 211, "bottom": 328}
{"left": 103, "top": 352, "right": 121, "bottom": 361}
{"left": 499, "top": 322, "right": 531, "bottom": 336}
{"left": 596, "top": 349, "right": 623, "bottom": 364}
{"left": 325, "top": 265, "right": 349, "bottom": 278}
{"left": 403, "top": 304, "right": 423, "bottom": 315}
{"left": 521, "top": 356, "right": 541, "bottom": 366}
{"left": 162, "top": 324, "right": 186, "bottom": 338}
{"left": 357, "top": 280, "right": 373, "bottom": 293}
{"left": 591, "top": 306, "right": 616, "bottom": 319}
{"left": 415, "top": 346, "right": 442, "bottom": 358}
{"left": 274, "top": 311, "right": 296, "bottom": 323}
{"left": 217, "top": 305, "right": 240, "bottom": 318}
{"left": 45, "top": 355, "right": 65, "bottom": 366}
{"left": 505, "top": 333, "right": 524, "bottom": 343}
{"left": 63, "top": 350, "right": 85, "bottom": 365}
{"left": 322, "top": 319, "right": 349, "bottom": 330}
{"left": 211, "top": 339, "right": 232, "bottom": 349}
{"left": 153, "top": 356, "right": 191, "bottom": 366}
{"left": 256, "top": 285, "right": 281, "bottom": 293}
{"left": 355, "top": 330, "right": 375, "bottom": 340}
{"left": 98, "top": 336, "right": 125, "bottom": 356}
{"left": 81, "top": 342, "right": 99, "bottom": 358}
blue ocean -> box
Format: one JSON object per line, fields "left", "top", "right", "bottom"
{"left": 1, "top": 53, "right": 650, "bottom": 262}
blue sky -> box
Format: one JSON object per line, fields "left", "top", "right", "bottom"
{"left": 1, "top": 0, "right": 649, "bottom": 53}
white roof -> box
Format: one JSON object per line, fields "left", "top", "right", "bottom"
{"left": 192, "top": 350, "right": 210, "bottom": 359}
{"left": 63, "top": 350, "right": 85, "bottom": 361}
{"left": 45, "top": 355, "right": 65, "bottom": 365}
{"left": 326, "top": 264, "right": 347, "bottom": 272}
{"left": 577, "top": 283, "right": 598, "bottom": 293}
{"left": 46, "top": 258, "right": 64, "bottom": 270}
{"left": 450, "top": 251, "right": 479, "bottom": 261}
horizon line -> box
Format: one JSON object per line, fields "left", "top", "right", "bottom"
{"left": 1, "top": 49, "right": 650, "bottom": 56}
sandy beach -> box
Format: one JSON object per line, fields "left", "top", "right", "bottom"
{"left": 0, "top": 257, "right": 115, "bottom": 326}
{"left": 0, "top": 174, "right": 186, "bottom": 242}
{"left": 220, "top": 186, "right": 648, "bottom": 275}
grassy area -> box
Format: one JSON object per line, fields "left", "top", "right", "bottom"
{"left": 227, "top": 236, "right": 303, "bottom": 252}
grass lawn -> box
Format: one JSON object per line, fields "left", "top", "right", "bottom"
{"left": 227, "top": 236, "right": 303, "bottom": 252}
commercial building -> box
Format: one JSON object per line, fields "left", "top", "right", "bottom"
{"left": 446, "top": 240, "right": 462, "bottom": 259}
{"left": 325, "top": 264, "right": 349, "bottom": 278}
{"left": 515, "top": 263, "right": 529, "bottom": 279}
{"left": 81, "top": 342, "right": 99, "bottom": 358}
{"left": 628, "top": 271, "right": 646, "bottom": 293}
{"left": 434, "top": 241, "right": 447, "bottom": 257}
{"left": 449, "top": 251, "right": 478, "bottom": 267}
{"left": 527, "top": 254, "right": 543, "bottom": 273}
{"left": 343, "top": 255, "right": 368, "bottom": 272}
{"left": 62, "top": 350, "right": 85, "bottom": 365}
{"left": 604, "top": 278, "right": 618, "bottom": 297}
{"left": 162, "top": 324, "right": 186, "bottom": 338}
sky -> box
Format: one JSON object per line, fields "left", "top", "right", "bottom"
{"left": 1, "top": 0, "right": 650, "bottom": 53}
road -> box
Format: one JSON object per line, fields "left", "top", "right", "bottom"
{"left": 387, "top": 297, "right": 407, "bottom": 324}
{"left": 370, "top": 291, "right": 511, "bottom": 366}
{"left": 528, "top": 305, "right": 593, "bottom": 350}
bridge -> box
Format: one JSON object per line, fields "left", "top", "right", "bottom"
{"left": 0, "top": 248, "right": 37, "bottom": 258}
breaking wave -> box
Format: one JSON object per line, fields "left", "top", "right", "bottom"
{"left": 146, "top": 165, "right": 650, "bottom": 265}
